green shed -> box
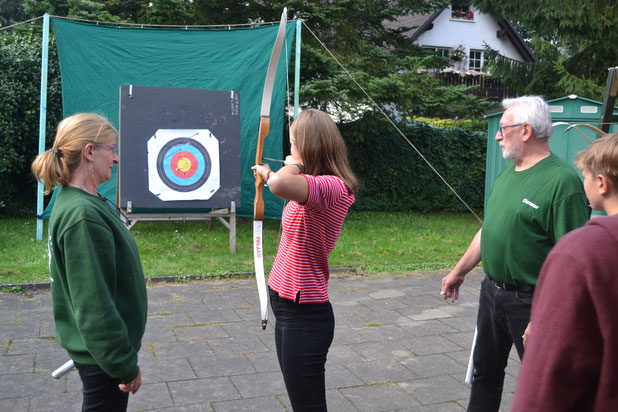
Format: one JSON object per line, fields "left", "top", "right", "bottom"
{"left": 484, "top": 95, "right": 618, "bottom": 213}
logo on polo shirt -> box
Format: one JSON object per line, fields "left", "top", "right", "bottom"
{"left": 522, "top": 198, "right": 539, "bottom": 209}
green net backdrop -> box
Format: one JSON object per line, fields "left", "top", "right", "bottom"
{"left": 43, "top": 17, "right": 296, "bottom": 219}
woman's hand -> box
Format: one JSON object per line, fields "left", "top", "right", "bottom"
{"left": 284, "top": 154, "right": 300, "bottom": 166}
{"left": 257, "top": 157, "right": 308, "bottom": 203}
{"left": 251, "top": 163, "right": 272, "bottom": 181}
{"left": 119, "top": 369, "right": 142, "bottom": 394}
{"left": 284, "top": 155, "right": 304, "bottom": 174}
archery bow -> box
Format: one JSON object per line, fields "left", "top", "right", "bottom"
{"left": 254, "top": 8, "right": 287, "bottom": 330}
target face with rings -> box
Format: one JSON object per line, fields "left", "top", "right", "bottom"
{"left": 147, "top": 129, "right": 220, "bottom": 201}
{"left": 156, "top": 138, "right": 211, "bottom": 192}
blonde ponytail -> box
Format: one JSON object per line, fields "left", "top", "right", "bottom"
{"left": 31, "top": 113, "right": 117, "bottom": 194}
{"left": 31, "top": 148, "right": 70, "bottom": 194}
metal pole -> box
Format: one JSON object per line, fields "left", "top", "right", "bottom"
{"left": 36, "top": 14, "right": 50, "bottom": 241}
{"left": 599, "top": 67, "right": 618, "bottom": 134}
{"left": 294, "top": 19, "right": 301, "bottom": 119}
{"left": 465, "top": 327, "right": 477, "bottom": 384}
{"left": 51, "top": 359, "right": 75, "bottom": 379}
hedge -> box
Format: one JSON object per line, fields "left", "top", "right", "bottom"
{"left": 412, "top": 116, "right": 487, "bottom": 132}
{"left": 340, "top": 114, "right": 486, "bottom": 212}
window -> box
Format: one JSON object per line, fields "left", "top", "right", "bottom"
{"left": 423, "top": 46, "right": 450, "bottom": 58}
{"left": 451, "top": 4, "right": 474, "bottom": 20}
{"left": 468, "top": 50, "right": 484, "bottom": 71}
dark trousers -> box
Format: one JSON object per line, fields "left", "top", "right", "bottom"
{"left": 468, "top": 276, "right": 533, "bottom": 412}
{"left": 269, "top": 287, "right": 335, "bottom": 412}
{"left": 74, "top": 363, "right": 129, "bottom": 412}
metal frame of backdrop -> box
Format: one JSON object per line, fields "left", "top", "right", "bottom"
{"left": 34, "top": 14, "right": 303, "bottom": 244}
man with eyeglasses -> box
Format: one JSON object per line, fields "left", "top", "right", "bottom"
{"left": 441, "top": 95, "right": 589, "bottom": 412}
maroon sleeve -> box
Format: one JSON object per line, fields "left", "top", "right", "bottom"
{"left": 512, "top": 227, "right": 603, "bottom": 411}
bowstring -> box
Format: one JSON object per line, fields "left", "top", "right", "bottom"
{"left": 277, "top": 27, "right": 291, "bottom": 242}
{"left": 302, "top": 21, "right": 483, "bottom": 224}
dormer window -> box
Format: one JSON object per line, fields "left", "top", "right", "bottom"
{"left": 451, "top": 4, "right": 474, "bottom": 20}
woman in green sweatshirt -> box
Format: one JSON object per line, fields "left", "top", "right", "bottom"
{"left": 32, "top": 113, "right": 147, "bottom": 411}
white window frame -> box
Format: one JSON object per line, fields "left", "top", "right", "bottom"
{"left": 451, "top": 4, "right": 474, "bottom": 21}
{"left": 468, "top": 49, "right": 485, "bottom": 71}
{"left": 423, "top": 46, "right": 451, "bottom": 58}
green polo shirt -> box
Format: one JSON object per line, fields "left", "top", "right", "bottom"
{"left": 481, "top": 153, "right": 588, "bottom": 286}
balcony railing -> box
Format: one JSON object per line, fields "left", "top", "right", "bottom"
{"left": 435, "top": 72, "right": 515, "bottom": 100}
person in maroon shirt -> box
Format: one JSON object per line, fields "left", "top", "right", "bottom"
{"left": 253, "top": 109, "right": 358, "bottom": 411}
{"left": 512, "top": 133, "right": 618, "bottom": 411}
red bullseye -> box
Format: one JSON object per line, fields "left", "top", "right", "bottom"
{"left": 171, "top": 151, "right": 198, "bottom": 178}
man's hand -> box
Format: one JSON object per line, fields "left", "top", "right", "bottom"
{"left": 523, "top": 322, "right": 532, "bottom": 348}
{"left": 441, "top": 271, "right": 466, "bottom": 303}
{"left": 440, "top": 228, "right": 481, "bottom": 303}
{"left": 119, "top": 369, "right": 142, "bottom": 394}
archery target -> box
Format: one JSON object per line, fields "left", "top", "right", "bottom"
{"left": 147, "top": 129, "right": 220, "bottom": 201}
{"left": 157, "top": 138, "right": 211, "bottom": 192}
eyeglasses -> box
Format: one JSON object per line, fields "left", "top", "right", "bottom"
{"left": 97, "top": 143, "right": 117, "bottom": 153}
{"left": 497, "top": 123, "right": 524, "bottom": 137}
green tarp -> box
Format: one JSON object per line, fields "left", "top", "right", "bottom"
{"left": 43, "top": 17, "right": 296, "bottom": 219}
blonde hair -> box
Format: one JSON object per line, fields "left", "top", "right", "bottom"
{"left": 31, "top": 113, "right": 117, "bottom": 194}
{"left": 291, "top": 109, "right": 359, "bottom": 194}
{"left": 575, "top": 133, "right": 618, "bottom": 191}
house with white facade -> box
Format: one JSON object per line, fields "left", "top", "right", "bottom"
{"left": 395, "top": 3, "right": 537, "bottom": 72}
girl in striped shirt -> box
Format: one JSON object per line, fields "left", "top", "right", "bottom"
{"left": 253, "top": 108, "right": 359, "bottom": 411}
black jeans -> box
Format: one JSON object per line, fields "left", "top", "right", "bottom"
{"left": 269, "top": 287, "right": 335, "bottom": 412}
{"left": 468, "top": 276, "right": 533, "bottom": 412}
{"left": 74, "top": 363, "right": 129, "bottom": 412}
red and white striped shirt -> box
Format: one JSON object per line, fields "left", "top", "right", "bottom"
{"left": 268, "top": 174, "right": 355, "bottom": 303}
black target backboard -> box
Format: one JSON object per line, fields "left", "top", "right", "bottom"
{"left": 119, "top": 85, "right": 241, "bottom": 210}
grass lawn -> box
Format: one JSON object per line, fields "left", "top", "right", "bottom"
{"left": 0, "top": 211, "right": 482, "bottom": 285}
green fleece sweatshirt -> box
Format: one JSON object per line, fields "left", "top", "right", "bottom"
{"left": 48, "top": 186, "right": 147, "bottom": 383}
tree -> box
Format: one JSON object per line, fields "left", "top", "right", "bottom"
{"left": 280, "top": 0, "right": 495, "bottom": 119}
{"left": 0, "top": 0, "right": 26, "bottom": 27}
{"left": 0, "top": 0, "right": 495, "bottom": 215}
{"left": 12, "top": 0, "right": 492, "bottom": 118}
{"left": 0, "top": 29, "right": 62, "bottom": 216}
{"left": 134, "top": 0, "right": 193, "bottom": 25}
{"left": 473, "top": 0, "right": 616, "bottom": 100}
{"left": 22, "top": 0, "right": 120, "bottom": 21}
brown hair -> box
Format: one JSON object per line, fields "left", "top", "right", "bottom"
{"left": 575, "top": 133, "right": 618, "bottom": 191}
{"left": 290, "top": 109, "right": 359, "bottom": 194}
{"left": 31, "top": 113, "right": 117, "bottom": 194}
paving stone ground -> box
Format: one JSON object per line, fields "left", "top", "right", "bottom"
{"left": 0, "top": 269, "right": 521, "bottom": 411}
